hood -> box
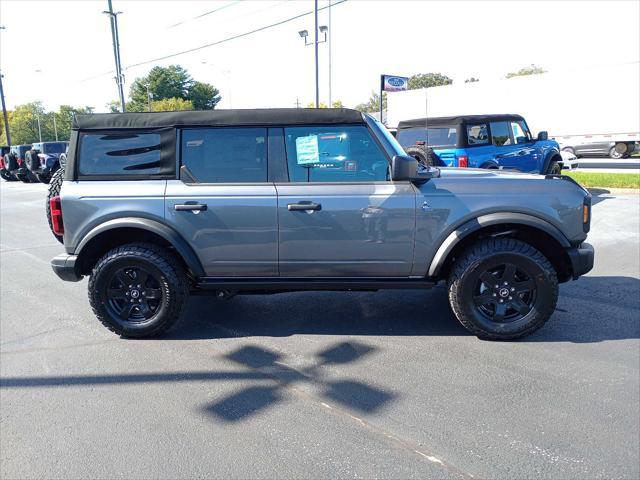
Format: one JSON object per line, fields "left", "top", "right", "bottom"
{"left": 436, "top": 167, "right": 542, "bottom": 181}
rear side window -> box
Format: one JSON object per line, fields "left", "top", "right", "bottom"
{"left": 78, "top": 132, "right": 163, "bottom": 176}
{"left": 466, "top": 124, "right": 489, "bottom": 145}
{"left": 284, "top": 125, "right": 389, "bottom": 183}
{"left": 490, "top": 122, "right": 512, "bottom": 146}
{"left": 180, "top": 128, "right": 267, "bottom": 183}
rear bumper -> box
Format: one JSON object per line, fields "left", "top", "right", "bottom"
{"left": 567, "top": 243, "right": 594, "bottom": 279}
{"left": 51, "top": 254, "right": 83, "bottom": 282}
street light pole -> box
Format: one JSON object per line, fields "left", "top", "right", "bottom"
{"left": 104, "top": 0, "right": 126, "bottom": 112}
{"left": 314, "top": 0, "right": 319, "bottom": 108}
{"left": 36, "top": 113, "right": 42, "bottom": 142}
{"left": 0, "top": 72, "right": 11, "bottom": 146}
{"left": 328, "top": 0, "right": 332, "bottom": 108}
{"left": 53, "top": 115, "right": 58, "bottom": 141}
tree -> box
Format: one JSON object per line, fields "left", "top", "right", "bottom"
{"left": 505, "top": 64, "right": 547, "bottom": 79}
{"left": 354, "top": 91, "right": 386, "bottom": 113}
{"left": 305, "top": 100, "right": 344, "bottom": 108}
{"left": 0, "top": 102, "right": 93, "bottom": 145}
{"left": 187, "top": 81, "right": 220, "bottom": 110}
{"left": 464, "top": 77, "right": 480, "bottom": 83}
{"left": 150, "top": 97, "right": 194, "bottom": 112}
{"left": 408, "top": 73, "right": 453, "bottom": 90}
{"left": 129, "top": 65, "right": 221, "bottom": 111}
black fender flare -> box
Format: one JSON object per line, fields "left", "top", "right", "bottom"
{"left": 480, "top": 161, "right": 500, "bottom": 169}
{"left": 427, "top": 212, "right": 571, "bottom": 277}
{"left": 541, "top": 149, "right": 562, "bottom": 174}
{"left": 74, "top": 217, "right": 205, "bottom": 277}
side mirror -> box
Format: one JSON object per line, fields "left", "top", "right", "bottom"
{"left": 391, "top": 155, "right": 440, "bottom": 183}
{"left": 537, "top": 131, "right": 548, "bottom": 141}
{"left": 391, "top": 155, "right": 417, "bottom": 181}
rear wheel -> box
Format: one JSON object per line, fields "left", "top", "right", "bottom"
{"left": 46, "top": 167, "right": 65, "bottom": 243}
{"left": 447, "top": 238, "right": 558, "bottom": 340}
{"left": 609, "top": 146, "right": 624, "bottom": 159}
{"left": 88, "top": 243, "right": 189, "bottom": 338}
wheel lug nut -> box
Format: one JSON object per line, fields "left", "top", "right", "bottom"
{"left": 503, "top": 281, "right": 508, "bottom": 285}
{"left": 130, "top": 299, "right": 134, "bottom": 303}
{"left": 495, "top": 284, "right": 499, "bottom": 288}
{"left": 129, "top": 285, "right": 132, "bottom": 288}
{"left": 492, "top": 293, "right": 497, "bottom": 297}
{"left": 137, "top": 284, "right": 141, "bottom": 288}
{"left": 508, "top": 296, "right": 513, "bottom": 300}
{"left": 125, "top": 292, "right": 129, "bottom": 296}
{"left": 499, "top": 299, "right": 504, "bottom": 303}
{"left": 142, "top": 292, "right": 146, "bottom": 296}
{"left": 511, "top": 287, "right": 515, "bottom": 292}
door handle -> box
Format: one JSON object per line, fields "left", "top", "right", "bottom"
{"left": 175, "top": 204, "right": 207, "bottom": 211}
{"left": 288, "top": 202, "right": 322, "bottom": 211}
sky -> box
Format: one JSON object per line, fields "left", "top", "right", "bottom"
{"left": 0, "top": 0, "right": 638, "bottom": 112}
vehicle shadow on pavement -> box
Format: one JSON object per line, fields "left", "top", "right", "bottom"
{"left": 0, "top": 341, "right": 396, "bottom": 424}
{"left": 588, "top": 188, "right": 615, "bottom": 205}
{"left": 171, "top": 286, "right": 469, "bottom": 340}
{"left": 171, "top": 276, "right": 640, "bottom": 344}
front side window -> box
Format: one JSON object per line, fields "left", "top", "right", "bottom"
{"left": 181, "top": 128, "right": 267, "bottom": 183}
{"left": 466, "top": 124, "right": 489, "bottom": 145}
{"left": 284, "top": 125, "right": 389, "bottom": 182}
{"left": 79, "top": 132, "right": 162, "bottom": 176}
{"left": 490, "top": 122, "right": 512, "bottom": 146}
{"left": 511, "top": 121, "right": 531, "bottom": 144}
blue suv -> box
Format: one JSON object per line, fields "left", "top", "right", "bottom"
{"left": 396, "top": 114, "right": 563, "bottom": 174}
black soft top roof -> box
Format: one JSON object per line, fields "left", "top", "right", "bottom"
{"left": 398, "top": 114, "right": 524, "bottom": 129}
{"left": 73, "top": 108, "right": 365, "bottom": 130}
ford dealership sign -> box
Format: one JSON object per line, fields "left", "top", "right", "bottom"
{"left": 381, "top": 75, "right": 409, "bottom": 92}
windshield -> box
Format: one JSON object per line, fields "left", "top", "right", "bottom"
{"left": 397, "top": 126, "right": 458, "bottom": 149}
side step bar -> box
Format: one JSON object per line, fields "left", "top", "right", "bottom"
{"left": 195, "top": 277, "right": 437, "bottom": 291}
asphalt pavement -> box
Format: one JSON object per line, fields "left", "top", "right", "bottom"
{"left": 1, "top": 181, "right": 638, "bottom": 479}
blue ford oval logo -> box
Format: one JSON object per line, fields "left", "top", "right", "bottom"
{"left": 387, "top": 77, "right": 405, "bottom": 87}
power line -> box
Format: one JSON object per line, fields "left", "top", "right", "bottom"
{"left": 78, "top": 0, "right": 346, "bottom": 83}
{"left": 166, "top": 1, "right": 243, "bottom": 29}
{"left": 127, "top": 0, "right": 346, "bottom": 69}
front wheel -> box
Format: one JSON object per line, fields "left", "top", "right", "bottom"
{"left": 547, "top": 160, "right": 561, "bottom": 174}
{"left": 0, "top": 170, "right": 17, "bottom": 181}
{"left": 447, "top": 238, "right": 558, "bottom": 340}
{"left": 88, "top": 243, "right": 189, "bottom": 338}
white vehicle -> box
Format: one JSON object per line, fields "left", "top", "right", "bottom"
{"left": 386, "top": 63, "right": 640, "bottom": 160}
{"left": 560, "top": 150, "right": 579, "bottom": 170}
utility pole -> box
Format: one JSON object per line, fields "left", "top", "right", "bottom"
{"left": 328, "top": 0, "right": 332, "bottom": 108}
{"left": 53, "top": 115, "right": 58, "bottom": 141}
{"left": 314, "top": 0, "right": 319, "bottom": 108}
{"left": 36, "top": 113, "right": 42, "bottom": 142}
{"left": 0, "top": 72, "right": 11, "bottom": 146}
{"left": 104, "top": 1, "right": 126, "bottom": 112}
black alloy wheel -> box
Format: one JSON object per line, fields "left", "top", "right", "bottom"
{"left": 472, "top": 262, "right": 536, "bottom": 323}
{"left": 104, "top": 266, "right": 163, "bottom": 323}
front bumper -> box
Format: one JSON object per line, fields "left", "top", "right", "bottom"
{"left": 51, "top": 254, "right": 83, "bottom": 282}
{"left": 567, "top": 243, "right": 594, "bottom": 279}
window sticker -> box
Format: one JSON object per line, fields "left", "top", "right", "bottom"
{"left": 295, "top": 135, "right": 320, "bottom": 165}
{"left": 186, "top": 139, "right": 203, "bottom": 147}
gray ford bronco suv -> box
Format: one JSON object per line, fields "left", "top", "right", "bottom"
{"left": 50, "top": 109, "right": 594, "bottom": 340}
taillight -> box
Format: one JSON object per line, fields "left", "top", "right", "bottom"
{"left": 17, "top": 158, "right": 23, "bottom": 166}
{"left": 457, "top": 155, "right": 469, "bottom": 168}
{"left": 49, "top": 196, "right": 64, "bottom": 236}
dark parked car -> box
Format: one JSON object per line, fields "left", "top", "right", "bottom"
{"left": 560, "top": 140, "right": 638, "bottom": 159}
{"left": 0, "top": 145, "right": 16, "bottom": 181}
{"left": 50, "top": 109, "right": 593, "bottom": 341}
{"left": 6, "top": 144, "right": 34, "bottom": 182}
{"left": 396, "top": 114, "right": 564, "bottom": 174}
{"left": 25, "top": 141, "right": 69, "bottom": 183}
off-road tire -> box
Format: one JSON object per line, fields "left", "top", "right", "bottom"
{"left": 88, "top": 243, "right": 189, "bottom": 338}
{"left": 24, "top": 150, "right": 40, "bottom": 172}
{"left": 36, "top": 172, "right": 51, "bottom": 184}
{"left": 46, "top": 167, "right": 65, "bottom": 243}
{"left": 0, "top": 170, "right": 17, "bottom": 181}
{"left": 405, "top": 145, "right": 435, "bottom": 167}
{"left": 447, "top": 238, "right": 559, "bottom": 340}
{"left": 547, "top": 160, "right": 561, "bottom": 175}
